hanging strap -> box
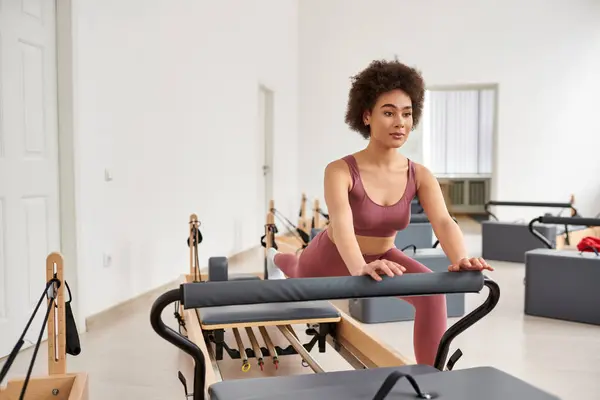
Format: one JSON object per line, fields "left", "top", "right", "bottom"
{"left": 372, "top": 370, "right": 434, "bottom": 400}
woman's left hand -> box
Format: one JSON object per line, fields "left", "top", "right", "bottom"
{"left": 448, "top": 257, "right": 494, "bottom": 272}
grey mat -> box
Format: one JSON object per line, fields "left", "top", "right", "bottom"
{"left": 481, "top": 220, "right": 557, "bottom": 262}
{"left": 525, "top": 248, "right": 600, "bottom": 325}
{"left": 208, "top": 365, "right": 559, "bottom": 400}
{"left": 199, "top": 301, "right": 340, "bottom": 326}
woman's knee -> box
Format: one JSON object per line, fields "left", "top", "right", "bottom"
{"left": 382, "top": 248, "right": 434, "bottom": 274}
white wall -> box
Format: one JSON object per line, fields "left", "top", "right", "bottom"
{"left": 71, "top": 0, "right": 299, "bottom": 319}
{"left": 298, "top": 0, "right": 600, "bottom": 221}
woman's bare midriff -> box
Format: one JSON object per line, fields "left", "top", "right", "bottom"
{"left": 326, "top": 226, "right": 395, "bottom": 256}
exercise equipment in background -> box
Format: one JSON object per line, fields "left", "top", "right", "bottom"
{"left": 0, "top": 252, "right": 88, "bottom": 399}
{"left": 524, "top": 215, "right": 600, "bottom": 325}
{"left": 394, "top": 212, "right": 435, "bottom": 250}
{"left": 481, "top": 196, "right": 580, "bottom": 262}
{"left": 260, "top": 199, "right": 310, "bottom": 254}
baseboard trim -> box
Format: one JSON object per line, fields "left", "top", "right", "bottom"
{"left": 85, "top": 278, "right": 181, "bottom": 332}
{"left": 85, "top": 245, "right": 262, "bottom": 332}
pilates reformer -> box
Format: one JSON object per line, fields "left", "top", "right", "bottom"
{"left": 177, "top": 212, "right": 352, "bottom": 379}
{"left": 524, "top": 215, "right": 600, "bottom": 325}
{"left": 0, "top": 252, "right": 88, "bottom": 400}
{"left": 175, "top": 209, "right": 428, "bottom": 394}
{"left": 260, "top": 199, "right": 311, "bottom": 253}
{"left": 151, "top": 271, "right": 559, "bottom": 399}
{"left": 481, "top": 196, "right": 584, "bottom": 262}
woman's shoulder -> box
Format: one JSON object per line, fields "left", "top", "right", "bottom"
{"left": 409, "top": 161, "right": 438, "bottom": 190}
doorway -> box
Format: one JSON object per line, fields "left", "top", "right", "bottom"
{"left": 257, "top": 84, "right": 274, "bottom": 229}
{"left": 0, "top": 0, "right": 62, "bottom": 358}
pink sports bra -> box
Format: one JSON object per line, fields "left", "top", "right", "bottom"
{"left": 341, "top": 155, "right": 417, "bottom": 237}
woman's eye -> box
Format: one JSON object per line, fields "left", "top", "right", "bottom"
{"left": 384, "top": 111, "right": 393, "bottom": 117}
{"left": 403, "top": 112, "right": 412, "bottom": 118}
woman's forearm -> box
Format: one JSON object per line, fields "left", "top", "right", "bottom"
{"left": 331, "top": 224, "right": 367, "bottom": 275}
{"left": 433, "top": 218, "right": 469, "bottom": 265}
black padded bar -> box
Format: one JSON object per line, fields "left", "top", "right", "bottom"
{"left": 537, "top": 216, "right": 600, "bottom": 227}
{"left": 529, "top": 215, "right": 600, "bottom": 249}
{"left": 181, "top": 272, "right": 484, "bottom": 309}
{"left": 486, "top": 201, "right": 572, "bottom": 208}
{"left": 485, "top": 201, "right": 576, "bottom": 221}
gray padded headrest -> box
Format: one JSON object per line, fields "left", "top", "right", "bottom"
{"left": 181, "top": 271, "right": 485, "bottom": 309}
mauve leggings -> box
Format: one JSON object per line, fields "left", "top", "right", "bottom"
{"left": 274, "top": 229, "right": 447, "bottom": 366}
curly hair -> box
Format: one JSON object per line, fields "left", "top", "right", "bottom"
{"left": 345, "top": 59, "right": 425, "bottom": 139}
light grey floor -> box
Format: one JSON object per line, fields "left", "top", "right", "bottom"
{"left": 2, "top": 218, "right": 599, "bottom": 399}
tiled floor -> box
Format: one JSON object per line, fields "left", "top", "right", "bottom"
{"left": 2, "top": 217, "right": 599, "bottom": 399}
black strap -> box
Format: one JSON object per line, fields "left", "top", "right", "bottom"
{"left": 372, "top": 370, "right": 433, "bottom": 400}
{"left": 401, "top": 244, "right": 417, "bottom": 252}
{"left": 260, "top": 224, "right": 279, "bottom": 250}
{"left": 271, "top": 208, "right": 309, "bottom": 246}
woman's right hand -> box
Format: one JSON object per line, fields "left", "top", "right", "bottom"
{"left": 353, "top": 260, "right": 406, "bottom": 281}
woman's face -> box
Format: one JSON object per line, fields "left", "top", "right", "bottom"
{"left": 363, "top": 89, "right": 413, "bottom": 149}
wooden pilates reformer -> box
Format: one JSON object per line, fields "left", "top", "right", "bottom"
{"left": 0, "top": 252, "right": 88, "bottom": 400}
{"left": 176, "top": 209, "right": 415, "bottom": 396}
{"left": 262, "top": 195, "right": 329, "bottom": 253}
{"left": 168, "top": 208, "right": 493, "bottom": 399}
{"left": 154, "top": 223, "right": 503, "bottom": 400}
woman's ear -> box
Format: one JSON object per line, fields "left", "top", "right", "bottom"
{"left": 363, "top": 110, "right": 371, "bottom": 126}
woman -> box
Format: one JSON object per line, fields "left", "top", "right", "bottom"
{"left": 267, "top": 58, "right": 493, "bottom": 367}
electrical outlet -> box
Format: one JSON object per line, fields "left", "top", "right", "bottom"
{"left": 103, "top": 253, "right": 112, "bottom": 268}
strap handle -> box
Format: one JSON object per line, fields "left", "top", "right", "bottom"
{"left": 372, "top": 370, "right": 434, "bottom": 400}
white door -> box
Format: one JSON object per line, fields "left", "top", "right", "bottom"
{"left": 257, "top": 85, "right": 274, "bottom": 224}
{"left": 0, "top": 0, "right": 61, "bottom": 358}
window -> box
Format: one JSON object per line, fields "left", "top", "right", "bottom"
{"left": 422, "top": 86, "right": 496, "bottom": 176}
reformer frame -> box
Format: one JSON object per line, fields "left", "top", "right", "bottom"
{"left": 153, "top": 270, "right": 500, "bottom": 400}
{"left": 182, "top": 210, "right": 411, "bottom": 376}
{"left": 0, "top": 252, "right": 88, "bottom": 400}
{"left": 173, "top": 210, "right": 500, "bottom": 399}
{"left": 528, "top": 215, "right": 600, "bottom": 250}
{"left": 484, "top": 195, "right": 581, "bottom": 247}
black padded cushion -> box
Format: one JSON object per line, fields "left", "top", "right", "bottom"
{"left": 181, "top": 272, "right": 485, "bottom": 309}
{"left": 208, "top": 365, "right": 559, "bottom": 400}
{"left": 199, "top": 301, "right": 340, "bottom": 327}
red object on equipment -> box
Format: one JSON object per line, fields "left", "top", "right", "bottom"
{"left": 577, "top": 236, "right": 600, "bottom": 253}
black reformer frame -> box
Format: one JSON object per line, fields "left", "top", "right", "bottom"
{"left": 485, "top": 200, "right": 579, "bottom": 245}
{"left": 484, "top": 200, "right": 577, "bottom": 222}
{"left": 150, "top": 272, "right": 500, "bottom": 400}
{"left": 528, "top": 216, "right": 600, "bottom": 250}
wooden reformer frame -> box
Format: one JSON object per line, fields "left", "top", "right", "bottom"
{"left": 177, "top": 207, "right": 413, "bottom": 398}
{"left": 0, "top": 252, "right": 88, "bottom": 400}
